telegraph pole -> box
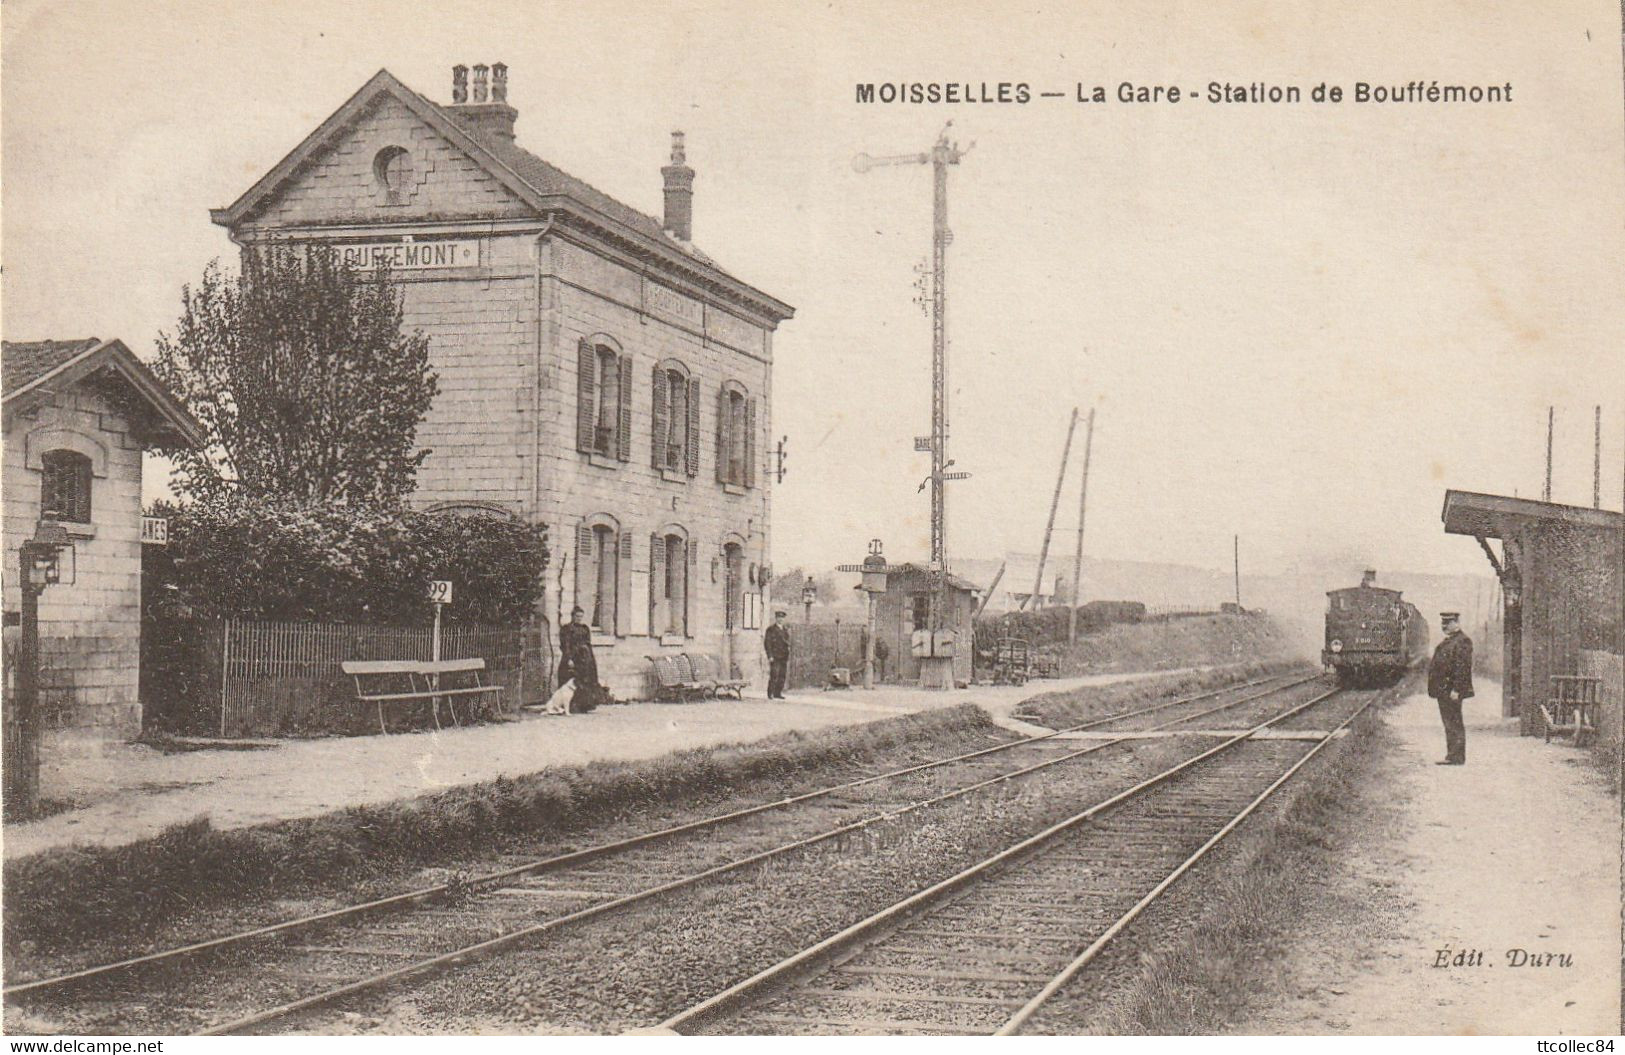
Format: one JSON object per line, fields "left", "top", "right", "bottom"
{"left": 1233, "top": 535, "right": 1242, "bottom": 609}
{"left": 1066, "top": 407, "right": 1096, "bottom": 644}
{"left": 1025, "top": 408, "right": 1078, "bottom": 612}
{"left": 854, "top": 126, "right": 970, "bottom": 640}
{"left": 1594, "top": 405, "right": 1602, "bottom": 509}
{"left": 1544, "top": 406, "right": 1554, "bottom": 502}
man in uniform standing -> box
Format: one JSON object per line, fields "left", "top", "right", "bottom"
{"left": 1426, "top": 610, "right": 1474, "bottom": 765}
{"left": 764, "top": 609, "right": 791, "bottom": 700}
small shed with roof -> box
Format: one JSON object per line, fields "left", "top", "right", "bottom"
{"left": 1442, "top": 489, "right": 1623, "bottom": 737}
{"left": 3, "top": 338, "right": 203, "bottom": 746}
{"left": 869, "top": 563, "right": 980, "bottom": 687}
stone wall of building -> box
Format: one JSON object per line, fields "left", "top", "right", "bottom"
{"left": 248, "top": 95, "right": 531, "bottom": 227}
{"left": 394, "top": 233, "right": 538, "bottom": 512}
{"left": 2, "top": 388, "right": 144, "bottom": 744}
{"left": 539, "top": 237, "right": 773, "bottom": 699}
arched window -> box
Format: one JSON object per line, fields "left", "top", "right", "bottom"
{"left": 40, "top": 450, "right": 92, "bottom": 523}
{"left": 575, "top": 515, "right": 626, "bottom": 634}
{"left": 576, "top": 337, "right": 632, "bottom": 462}
{"left": 650, "top": 526, "right": 692, "bottom": 637}
{"left": 652, "top": 360, "right": 699, "bottom": 475}
{"left": 715, "top": 381, "right": 757, "bottom": 489}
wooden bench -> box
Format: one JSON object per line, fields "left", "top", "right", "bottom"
{"left": 1543, "top": 675, "right": 1601, "bottom": 747}
{"left": 690, "top": 653, "right": 747, "bottom": 699}
{"left": 342, "top": 658, "right": 505, "bottom": 735}
{"left": 649, "top": 655, "right": 707, "bottom": 701}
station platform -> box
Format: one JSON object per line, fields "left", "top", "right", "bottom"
{"left": 1231, "top": 681, "right": 1621, "bottom": 1035}
{"left": 1, "top": 669, "right": 1194, "bottom": 863}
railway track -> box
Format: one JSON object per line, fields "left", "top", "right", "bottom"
{"left": 661, "top": 684, "right": 1375, "bottom": 1036}
{"left": 5, "top": 668, "right": 1321, "bottom": 1035}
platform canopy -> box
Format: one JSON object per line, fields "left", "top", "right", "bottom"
{"left": 1441, "top": 489, "right": 1624, "bottom": 540}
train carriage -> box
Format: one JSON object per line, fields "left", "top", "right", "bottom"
{"left": 1323, "top": 569, "right": 1428, "bottom": 686}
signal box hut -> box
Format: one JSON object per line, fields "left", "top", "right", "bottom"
{"left": 1442, "top": 490, "right": 1624, "bottom": 737}
{"left": 870, "top": 564, "right": 978, "bottom": 687}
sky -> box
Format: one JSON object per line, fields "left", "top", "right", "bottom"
{"left": 4, "top": 0, "right": 1623, "bottom": 583}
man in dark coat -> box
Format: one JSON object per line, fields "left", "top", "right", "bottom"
{"left": 764, "top": 609, "right": 791, "bottom": 700}
{"left": 1426, "top": 610, "right": 1474, "bottom": 765}
{"left": 557, "top": 606, "right": 604, "bottom": 712}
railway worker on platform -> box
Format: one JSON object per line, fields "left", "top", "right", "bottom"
{"left": 1426, "top": 611, "right": 1475, "bottom": 765}
{"left": 765, "top": 609, "right": 791, "bottom": 700}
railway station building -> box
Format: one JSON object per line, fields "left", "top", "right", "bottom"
{"left": 1441, "top": 490, "right": 1624, "bottom": 739}
{"left": 211, "top": 65, "right": 795, "bottom": 699}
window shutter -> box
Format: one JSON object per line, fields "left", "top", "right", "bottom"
{"left": 649, "top": 532, "right": 666, "bottom": 635}
{"left": 681, "top": 538, "right": 693, "bottom": 636}
{"left": 744, "top": 398, "right": 758, "bottom": 489}
{"left": 615, "top": 530, "right": 634, "bottom": 636}
{"left": 576, "top": 339, "right": 596, "bottom": 453}
{"left": 574, "top": 523, "right": 593, "bottom": 612}
{"left": 686, "top": 377, "right": 702, "bottom": 477}
{"left": 716, "top": 384, "right": 730, "bottom": 483}
{"left": 651, "top": 366, "right": 669, "bottom": 469}
{"left": 616, "top": 354, "right": 634, "bottom": 462}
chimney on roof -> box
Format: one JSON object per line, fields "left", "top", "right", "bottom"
{"left": 1362, "top": 569, "right": 1378, "bottom": 587}
{"left": 661, "top": 131, "right": 695, "bottom": 242}
{"left": 447, "top": 62, "right": 517, "bottom": 144}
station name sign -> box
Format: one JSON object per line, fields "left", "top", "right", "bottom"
{"left": 337, "top": 241, "right": 477, "bottom": 271}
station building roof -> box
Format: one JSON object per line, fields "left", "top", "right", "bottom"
{"left": 1442, "top": 489, "right": 1624, "bottom": 539}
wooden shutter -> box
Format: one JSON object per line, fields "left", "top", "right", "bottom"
{"left": 573, "top": 523, "right": 593, "bottom": 613}
{"left": 744, "top": 398, "right": 758, "bottom": 489}
{"left": 575, "top": 340, "right": 596, "bottom": 453}
{"left": 615, "top": 530, "right": 634, "bottom": 636}
{"left": 651, "top": 366, "right": 669, "bottom": 469}
{"left": 685, "top": 539, "right": 697, "bottom": 637}
{"left": 616, "top": 354, "right": 634, "bottom": 462}
{"left": 649, "top": 532, "right": 666, "bottom": 635}
{"left": 715, "top": 384, "right": 730, "bottom": 483}
{"left": 686, "top": 377, "right": 702, "bottom": 477}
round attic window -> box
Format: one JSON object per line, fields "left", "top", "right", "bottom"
{"left": 373, "top": 146, "right": 412, "bottom": 200}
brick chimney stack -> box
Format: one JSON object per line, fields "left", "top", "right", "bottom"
{"left": 661, "top": 131, "right": 695, "bottom": 242}
{"left": 447, "top": 62, "right": 517, "bottom": 144}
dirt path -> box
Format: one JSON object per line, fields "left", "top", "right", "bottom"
{"left": 1230, "top": 681, "right": 1620, "bottom": 1035}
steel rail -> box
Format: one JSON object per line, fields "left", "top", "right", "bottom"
{"left": 7, "top": 668, "right": 1306, "bottom": 1001}
{"left": 657, "top": 685, "right": 1345, "bottom": 1034}
{"left": 993, "top": 693, "right": 1376, "bottom": 1033}
{"left": 193, "top": 674, "right": 1323, "bottom": 1036}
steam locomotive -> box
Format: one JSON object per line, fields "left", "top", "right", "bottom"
{"left": 1322, "top": 569, "right": 1429, "bottom": 686}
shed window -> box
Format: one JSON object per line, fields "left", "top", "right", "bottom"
{"left": 40, "top": 450, "right": 92, "bottom": 523}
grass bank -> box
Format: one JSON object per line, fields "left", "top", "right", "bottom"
{"left": 1057, "top": 613, "right": 1302, "bottom": 677}
{"left": 1015, "top": 658, "right": 1310, "bottom": 729}
{"left": 1027, "top": 693, "right": 1389, "bottom": 1034}
{"left": 4, "top": 704, "right": 999, "bottom": 958}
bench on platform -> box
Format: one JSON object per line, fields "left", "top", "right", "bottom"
{"left": 1542, "top": 675, "right": 1601, "bottom": 747}
{"left": 649, "top": 654, "right": 707, "bottom": 701}
{"left": 689, "top": 653, "right": 747, "bottom": 699}
{"left": 342, "top": 658, "right": 505, "bottom": 735}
